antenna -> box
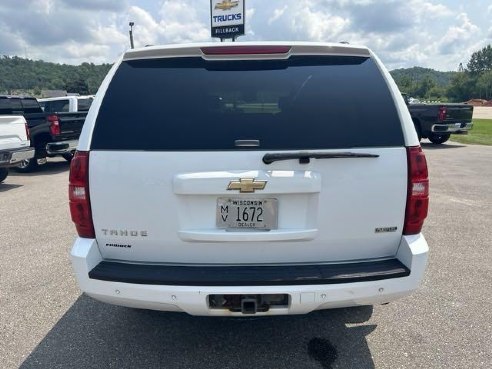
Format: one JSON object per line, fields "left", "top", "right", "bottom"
{"left": 129, "top": 22, "right": 135, "bottom": 49}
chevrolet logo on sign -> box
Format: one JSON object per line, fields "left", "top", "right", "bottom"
{"left": 215, "top": 0, "right": 239, "bottom": 11}
{"left": 227, "top": 178, "right": 267, "bottom": 193}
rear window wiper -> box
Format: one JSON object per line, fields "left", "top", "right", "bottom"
{"left": 262, "top": 151, "right": 379, "bottom": 164}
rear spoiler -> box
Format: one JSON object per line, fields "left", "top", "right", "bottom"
{"left": 123, "top": 43, "right": 371, "bottom": 61}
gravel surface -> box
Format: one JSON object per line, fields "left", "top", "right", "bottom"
{"left": 472, "top": 106, "right": 492, "bottom": 120}
{"left": 0, "top": 147, "right": 491, "bottom": 369}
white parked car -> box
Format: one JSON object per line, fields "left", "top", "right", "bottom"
{"left": 69, "top": 42, "right": 429, "bottom": 316}
{"left": 0, "top": 115, "right": 34, "bottom": 182}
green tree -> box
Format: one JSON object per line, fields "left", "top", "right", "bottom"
{"left": 447, "top": 72, "right": 474, "bottom": 102}
{"left": 65, "top": 78, "right": 90, "bottom": 95}
{"left": 467, "top": 45, "right": 492, "bottom": 74}
{"left": 0, "top": 55, "right": 111, "bottom": 96}
{"left": 476, "top": 70, "right": 492, "bottom": 99}
{"left": 414, "top": 75, "right": 436, "bottom": 99}
{"left": 393, "top": 75, "right": 413, "bottom": 93}
{"left": 428, "top": 86, "right": 447, "bottom": 101}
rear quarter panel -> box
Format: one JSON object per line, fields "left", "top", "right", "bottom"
{"left": 0, "top": 115, "right": 30, "bottom": 151}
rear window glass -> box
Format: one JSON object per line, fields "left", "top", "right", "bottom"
{"left": 91, "top": 56, "right": 403, "bottom": 151}
{"left": 21, "top": 98, "right": 42, "bottom": 113}
{"left": 0, "top": 97, "right": 21, "bottom": 114}
{"left": 42, "top": 100, "right": 69, "bottom": 113}
{"left": 77, "top": 98, "right": 93, "bottom": 111}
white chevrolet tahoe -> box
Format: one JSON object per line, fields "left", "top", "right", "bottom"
{"left": 0, "top": 115, "right": 34, "bottom": 182}
{"left": 70, "top": 42, "right": 429, "bottom": 316}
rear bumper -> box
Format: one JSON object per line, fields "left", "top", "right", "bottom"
{"left": 46, "top": 139, "right": 78, "bottom": 155}
{"left": 0, "top": 147, "right": 35, "bottom": 167}
{"left": 431, "top": 122, "right": 473, "bottom": 134}
{"left": 70, "top": 235, "right": 428, "bottom": 316}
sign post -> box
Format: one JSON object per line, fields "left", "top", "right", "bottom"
{"left": 210, "top": 0, "right": 245, "bottom": 41}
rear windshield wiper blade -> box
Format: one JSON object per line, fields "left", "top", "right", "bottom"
{"left": 262, "top": 151, "right": 379, "bottom": 164}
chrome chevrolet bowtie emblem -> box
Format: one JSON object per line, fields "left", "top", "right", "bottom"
{"left": 215, "top": 0, "right": 239, "bottom": 11}
{"left": 227, "top": 178, "right": 267, "bottom": 193}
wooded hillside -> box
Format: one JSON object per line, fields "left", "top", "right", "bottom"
{"left": 0, "top": 56, "right": 111, "bottom": 96}
{"left": 390, "top": 45, "right": 492, "bottom": 102}
{"left": 1, "top": 44, "right": 491, "bottom": 102}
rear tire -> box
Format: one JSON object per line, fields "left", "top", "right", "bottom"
{"left": 62, "top": 152, "right": 75, "bottom": 162}
{"left": 0, "top": 168, "right": 8, "bottom": 183}
{"left": 15, "top": 157, "right": 39, "bottom": 173}
{"left": 415, "top": 124, "right": 422, "bottom": 141}
{"left": 428, "top": 133, "right": 450, "bottom": 144}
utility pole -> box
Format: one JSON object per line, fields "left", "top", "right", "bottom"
{"left": 129, "top": 22, "right": 135, "bottom": 49}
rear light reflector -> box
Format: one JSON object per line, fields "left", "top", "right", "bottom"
{"left": 438, "top": 106, "right": 447, "bottom": 122}
{"left": 48, "top": 114, "right": 61, "bottom": 136}
{"left": 25, "top": 123, "right": 30, "bottom": 140}
{"left": 69, "top": 151, "right": 95, "bottom": 238}
{"left": 201, "top": 46, "right": 291, "bottom": 55}
{"left": 403, "top": 146, "right": 429, "bottom": 235}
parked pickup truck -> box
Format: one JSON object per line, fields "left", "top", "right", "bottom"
{"left": 402, "top": 94, "right": 474, "bottom": 144}
{"left": 0, "top": 115, "right": 34, "bottom": 182}
{"left": 39, "top": 95, "right": 94, "bottom": 114}
{"left": 0, "top": 95, "right": 87, "bottom": 171}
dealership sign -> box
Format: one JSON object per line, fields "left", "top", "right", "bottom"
{"left": 210, "top": 0, "right": 245, "bottom": 39}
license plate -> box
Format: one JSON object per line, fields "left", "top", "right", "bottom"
{"left": 0, "top": 152, "right": 11, "bottom": 164}
{"left": 216, "top": 198, "right": 278, "bottom": 230}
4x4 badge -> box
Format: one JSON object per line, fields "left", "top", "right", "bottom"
{"left": 227, "top": 178, "right": 267, "bottom": 193}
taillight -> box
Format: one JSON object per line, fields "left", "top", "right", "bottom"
{"left": 69, "top": 151, "right": 95, "bottom": 238}
{"left": 48, "top": 114, "right": 60, "bottom": 135}
{"left": 438, "top": 106, "right": 447, "bottom": 122}
{"left": 201, "top": 46, "right": 291, "bottom": 55}
{"left": 25, "top": 123, "right": 30, "bottom": 140}
{"left": 403, "top": 146, "right": 429, "bottom": 235}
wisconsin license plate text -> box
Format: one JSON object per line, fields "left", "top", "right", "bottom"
{"left": 216, "top": 198, "right": 278, "bottom": 230}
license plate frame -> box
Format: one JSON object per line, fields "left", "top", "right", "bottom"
{"left": 216, "top": 198, "right": 278, "bottom": 230}
{"left": 0, "top": 152, "right": 11, "bottom": 164}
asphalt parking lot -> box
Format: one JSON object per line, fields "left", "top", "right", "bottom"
{"left": 1, "top": 142, "right": 491, "bottom": 369}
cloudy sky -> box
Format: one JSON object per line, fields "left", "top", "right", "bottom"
{"left": 0, "top": 0, "right": 491, "bottom": 70}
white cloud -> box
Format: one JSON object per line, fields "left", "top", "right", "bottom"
{"left": 268, "top": 6, "right": 288, "bottom": 25}
{"left": 439, "top": 13, "right": 479, "bottom": 54}
{"left": 411, "top": 0, "right": 453, "bottom": 19}
{"left": 246, "top": 7, "right": 256, "bottom": 36}
{"left": 128, "top": 6, "right": 160, "bottom": 46}
{"left": 65, "top": 42, "right": 110, "bottom": 59}
{"left": 30, "top": 0, "right": 55, "bottom": 14}
{"left": 156, "top": 1, "right": 209, "bottom": 44}
{"left": 0, "top": 0, "right": 488, "bottom": 71}
{"left": 293, "top": 8, "right": 348, "bottom": 41}
{"left": 91, "top": 24, "right": 127, "bottom": 45}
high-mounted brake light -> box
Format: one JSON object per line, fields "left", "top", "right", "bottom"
{"left": 403, "top": 146, "right": 429, "bottom": 235}
{"left": 201, "top": 46, "right": 291, "bottom": 55}
{"left": 48, "top": 114, "right": 61, "bottom": 136}
{"left": 438, "top": 106, "right": 447, "bottom": 122}
{"left": 69, "top": 151, "right": 95, "bottom": 238}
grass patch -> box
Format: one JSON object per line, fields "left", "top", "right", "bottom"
{"left": 450, "top": 119, "right": 492, "bottom": 146}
